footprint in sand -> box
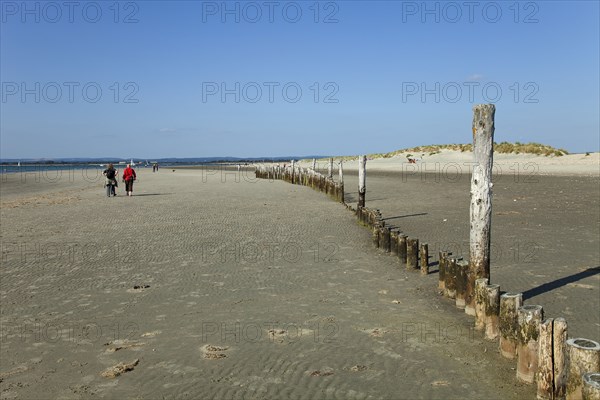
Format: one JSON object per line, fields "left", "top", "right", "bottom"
{"left": 266, "top": 327, "right": 315, "bottom": 343}
{"left": 0, "top": 365, "right": 29, "bottom": 380}
{"left": 127, "top": 285, "right": 150, "bottom": 293}
{"left": 141, "top": 330, "right": 161, "bottom": 338}
{"left": 309, "top": 369, "right": 334, "bottom": 377}
{"left": 100, "top": 359, "right": 139, "bottom": 378}
{"left": 268, "top": 329, "right": 288, "bottom": 343}
{"left": 103, "top": 339, "right": 146, "bottom": 353}
{"left": 361, "top": 328, "right": 387, "bottom": 337}
{"left": 200, "top": 344, "right": 229, "bottom": 360}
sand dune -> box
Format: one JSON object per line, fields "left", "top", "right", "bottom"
{"left": 301, "top": 150, "right": 600, "bottom": 177}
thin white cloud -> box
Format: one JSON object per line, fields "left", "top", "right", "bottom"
{"left": 159, "top": 128, "right": 177, "bottom": 133}
{"left": 467, "top": 74, "right": 484, "bottom": 81}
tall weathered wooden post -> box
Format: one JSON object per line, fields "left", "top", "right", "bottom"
{"left": 358, "top": 155, "right": 366, "bottom": 208}
{"left": 328, "top": 158, "right": 333, "bottom": 179}
{"left": 312, "top": 158, "right": 316, "bottom": 171}
{"left": 338, "top": 160, "right": 344, "bottom": 203}
{"left": 466, "top": 104, "right": 495, "bottom": 316}
{"left": 291, "top": 159, "right": 297, "bottom": 184}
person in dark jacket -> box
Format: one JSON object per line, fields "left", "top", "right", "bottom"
{"left": 103, "top": 163, "right": 118, "bottom": 196}
{"left": 122, "top": 164, "right": 137, "bottom": 197}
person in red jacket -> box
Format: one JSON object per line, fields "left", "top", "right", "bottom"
{"left": 122, "top": 164, "right": 137, "bottom": 197}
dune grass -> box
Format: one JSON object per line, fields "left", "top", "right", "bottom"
{"left": 305, "top": 142, "right": 569, "bottom": 163}
{"left": 372, "top": 142, "right": 568, "bottom": 159}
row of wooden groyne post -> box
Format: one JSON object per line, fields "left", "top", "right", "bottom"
{"left": 255, "top": 158, "right": 345, "bottom": 204}
{"left": 255, "top": 104, "right": 600, "bottom": 400}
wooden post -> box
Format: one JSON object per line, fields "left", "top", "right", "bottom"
{"left": 499, "top": 292, "right": 523, "bottom": 359}
{"left": 390, "top": 231, "right": 399, "bottom": 256}
{"left": 291, "top": 160, "right": 296, "bottom": 184}
{"left": 555, "top": 318, "right": 569, "bottom": 399}
{"left": 328, "top": 158, "right": 333, "bottom": 179}
{"left": 438, "top": 251, "right": 449, "bottom": 290}
{"left": 466, "top": 104, "right": 495, "bottom": 316}
{"left": 566, "top": 338, "right": 600, "bottom": 400}
{"left": 517, "top": 305, "right": 544, "bottom": 384}
{"left": 484, "top": 284, "right": 500, "bottom": 340}
{"left": 406, "top": 237, "right": 419, "bottom": 270}
{"left": 369, "top": 210, "right": 375, "bottom": 227}
{"left": 438, "top": 251, "right": 445, "bottom": 289}
{"left": 474, "top": 278, "right": 489, "bottom": 331}
{"left": 455, "top": 260, "right": 469, "bottom": 308}
{"left": 372, "top": 230, "right": 380, "bottom": 248}
{"left": 538, "top": 318, "right": 555, "bottom": 400}
{"left": 372, "top": 224, "right": 380, "bottom": 248}
{"left": 312, "top": 158, "right": 316, "bottom": 171}
{"left": 420, "top": 243, "right": 429, "bottom": 275}
{"left": 398, "top": 234, "right": 407, "bottom": 266}
{"left": 338, "top": 160, "right": 345, "bottom": 203}
{"left": 445, "top": 257, "right": 458, "bottom": 299}
{"left": 358, "top": 155, "right": 366, "bottom": 208}
{"left": 582, "top": 373, "right": 600, "bottom": 400}
{"left": 381, "top": 227, "right": 391, "bottom": 253}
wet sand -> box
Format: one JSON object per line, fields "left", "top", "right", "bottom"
{"left": 0, "top": 169, "right": 535, "bottom": 399}
{"left": 302, "top": 150, "right": 600, "bottom": 341}
{"left": 319, "top": 160, "right": 600, "bottom": 340}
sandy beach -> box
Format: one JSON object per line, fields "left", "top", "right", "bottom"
{"left": 3, "top": 0, "right": 598, "bottom": 396}
{"left": 0, "top": 166, "right": 538, "bottom": 400}
{"left": 0, "top": 153, "right": 598, "bottom": 399}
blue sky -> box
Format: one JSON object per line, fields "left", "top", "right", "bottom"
{"left": 1, "top": 0, "right": 599, "bottom": 158}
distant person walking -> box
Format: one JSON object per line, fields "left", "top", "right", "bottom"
{"left": 103, "top": 163, "right": 118, "bottom": 197}
{"left": 122, "top": 164, "right": 137, "bottom": 197}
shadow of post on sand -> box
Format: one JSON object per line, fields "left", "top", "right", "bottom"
{"left": 522, "top": 266, "right": 600, "bottom": 300}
